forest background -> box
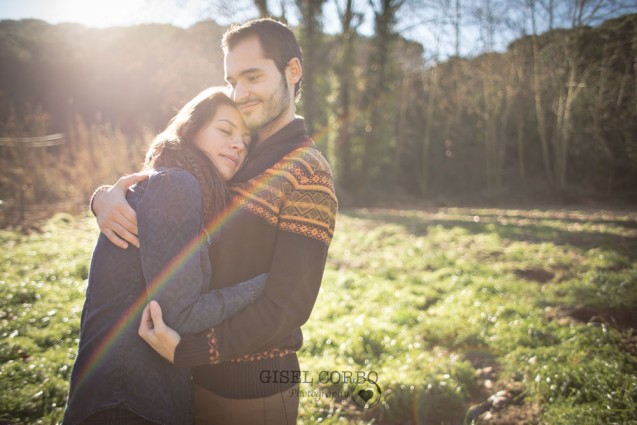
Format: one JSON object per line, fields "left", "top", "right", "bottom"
{"left": 1, "top": 0, "right": 637, "bottom": 225}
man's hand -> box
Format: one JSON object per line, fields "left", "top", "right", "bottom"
{"left": 138, "top": 300, "right": 181, "bottom": 364}
{"left": 93, "top": 172, "right": 148, "bottom": 249}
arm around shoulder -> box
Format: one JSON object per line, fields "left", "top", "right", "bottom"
{"left": 91, "top": 171, "right": 149, "bottom": 249}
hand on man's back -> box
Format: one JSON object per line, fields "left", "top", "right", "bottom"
{"left": 93, "top": 172, "right": 149, "bottom": 249}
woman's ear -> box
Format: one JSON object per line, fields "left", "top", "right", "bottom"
{"left": 285, "top": 57, "right": 302, "bottom": 86}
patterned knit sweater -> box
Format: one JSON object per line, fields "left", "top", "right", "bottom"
{"left": 174, "top": 118, "right": 337, "bottom": 399}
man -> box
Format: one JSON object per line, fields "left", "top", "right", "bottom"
{"left": 92, "top": 18, "right": 337, "bottom": 424}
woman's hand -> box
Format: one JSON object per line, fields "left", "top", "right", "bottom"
{"left": 138, "top": 300, "right": 181, "bottom": 364}
{"left": 93, "top": 172, "right": 148, "bottom": 249}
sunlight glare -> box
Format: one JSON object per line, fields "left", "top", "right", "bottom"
{"left": 24, "top": 0, "right": 199, "bottom": 28}
{"left": 47, "top": 0, "right": 142, "bottom": 27}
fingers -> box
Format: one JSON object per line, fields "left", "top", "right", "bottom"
{"left": 142, "top": 301, "right": 179, "bottom": 364}
{"left": 142, "top": 303, "right": 153, "bottom": 327}
{"left": 102, "top": 228, "right": 129, "bottom": 249}
{"left": 94, "top": 181, "right": 140, "bottom": 248}
{"left": 106, "top": 186, "right": 138, "bottom": 238}
{"left": 138, "top": 303, "right": 153, "bottom": 339}
{"left": 118, "top": 202, "right": 139, "bottom": 235}
{"left": 98, "top": 210, "right": 139, "bottom": 248}
{"left": 106, "top": 203, "right": 139, "bottom": 247}
{"left": 149, "top": 300, "right": 164, "bottom": 327}
{"left": 116, "top": 172, "right": 149, "bottom": 191}
{"left": 111, "top": 220, "right": 140, "bottom": 249}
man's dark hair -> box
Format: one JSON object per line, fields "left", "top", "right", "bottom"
{"left": 222, "top": 18, "right": 303, "bottom": 99}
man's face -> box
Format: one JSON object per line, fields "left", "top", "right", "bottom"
{"left": 224, "top": 36, "right": 291, "bottom": 136}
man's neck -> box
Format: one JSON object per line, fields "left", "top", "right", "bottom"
{"left": 256, "top": 109, "right": 296, "bottom": 144}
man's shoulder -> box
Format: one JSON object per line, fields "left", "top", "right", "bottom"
{"left": 232, "top": 144, "right": 337, "bottom": 244}
{"left": 276, "top": 144, "right": 333, "bottom": 179}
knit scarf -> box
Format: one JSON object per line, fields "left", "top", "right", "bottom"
{"left": 231, "top": 118, "right": 312, "bottom": 183}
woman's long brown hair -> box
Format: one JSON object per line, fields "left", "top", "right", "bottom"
{"left": 144, "top": 87, "right": 235, "bottom": 224}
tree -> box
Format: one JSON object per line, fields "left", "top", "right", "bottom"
{"left": 473, "top": 0, "right": 510, "bottom": 193}
{"left": 295, "top": 0, "right": 328, "bottom": 147}
{"left": 358, "top": 0, "right": 405, "bottom": 196}
{"left": 332, "top": 0, "right": 363, "bottom": 194}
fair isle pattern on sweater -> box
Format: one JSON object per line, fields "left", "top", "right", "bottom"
{"left": 229, "top": 348, "right": 296, "bottom": 363}
{"left": 205, "top": 145, "right": 337, "bottom": 365}
{"left": 206, "top": 328, "right": 220, "bottom": 364}
{"left": 206, "top": 327, "right": 296, "bottom": 364}
{"left": 231, "top": 145, "right": 337, "bottom": 245}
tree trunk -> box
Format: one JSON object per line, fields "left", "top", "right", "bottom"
{"left": 454, "top": 0, "right": 461, "bottom": 57}
{"left": 296, "top": 0, "right": 326, "bottom": 146}
{"left": 254, "top": 0, "right": 269, "bottom": 17}
{"left": 361, "top": 0, "right": 398, "bottom": 194}
{"left": 420, "top": 66, "right": 438, "bottom": 195}
{"left": 633, "top": 21, "right": 637, "bottom": 115}
{"left": 530, "top": 4, "right": 554, "bottom": 184}
{"left": 334, "top": 0, "right": 357, "bottom": 193}
{"left": 481, "top": 53, "right": 504, "bottom": 193}
{"left": 554, "top": 30, "right": 587, "bottom": 194}
{"left": 516, "top": 113, "right": 525, "bottom": 179}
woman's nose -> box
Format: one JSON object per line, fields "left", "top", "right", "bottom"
{"left": 230, "top": 135, "right": 246, "bottom": 151}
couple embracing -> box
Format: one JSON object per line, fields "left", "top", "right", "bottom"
{"left": 63, "top": 18, "right": 337, "bottom": 425}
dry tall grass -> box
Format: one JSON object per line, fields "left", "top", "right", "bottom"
{"left": 1, "top": 115, "right": 150, "bottom": 226}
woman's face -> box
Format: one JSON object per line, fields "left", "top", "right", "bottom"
{"left": 194, "top": 103, "right": 251, "bottom": 181}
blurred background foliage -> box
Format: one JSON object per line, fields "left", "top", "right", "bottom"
{"left": 1, "top": 1, "right": 637, "bottom": 226}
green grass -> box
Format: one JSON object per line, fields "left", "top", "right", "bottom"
{"left": 1, "top": 213, "right": 94, "bottom": 424}
{"left": 2, "top": 208, "right": 637, "bottom": 424}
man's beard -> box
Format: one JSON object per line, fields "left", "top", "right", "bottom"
{"left": 243, "top": 74, "right": 290, "bottom": 133}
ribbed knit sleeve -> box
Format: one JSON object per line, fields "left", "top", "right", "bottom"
{"left": 137, "top": 169, "right": 267, "bottom": 335}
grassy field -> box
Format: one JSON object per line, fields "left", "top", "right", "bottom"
{"left": 1, "top": 207, "right": 636, "bottom": 424}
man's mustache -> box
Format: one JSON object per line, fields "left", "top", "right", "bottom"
{"left": 235, "top": 97, "right": 261, "bottom": 107}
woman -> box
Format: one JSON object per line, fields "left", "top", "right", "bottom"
{"left": 63, "top": 88, "right": 265, "bottom": 425}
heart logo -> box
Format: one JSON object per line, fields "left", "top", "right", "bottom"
{"left": 351, "top": 378, "right": 382, "bottom": 408}
{"left": 358, "top": 389, "right": 374, "bottom": 403}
